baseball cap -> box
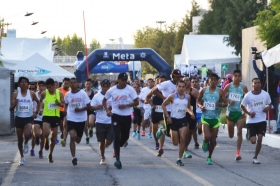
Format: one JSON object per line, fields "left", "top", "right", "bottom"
{"left": 172, "top": 69, "right": 183, "bottom": 77}
{"left": 226, "top": 74, "right": 232, "bottom": 79}
{"left": 118, "top": 72, "right": 128, "bottom": 80}
{"left": 101, "top": 79, "right": 111, "bottom": 85}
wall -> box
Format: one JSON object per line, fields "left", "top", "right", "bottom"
{"left": 242, "top": 26, "right": 266, "bottom": 89}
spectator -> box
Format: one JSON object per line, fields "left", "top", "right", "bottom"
{"left": 222, "top": 74, "right": 232, "bottom": 89}
{"left": 201, "top": 64, "right": 208, "bottom": 80}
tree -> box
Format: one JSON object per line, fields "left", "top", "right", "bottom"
{"left": 254, "top": 0, "right": 280, "bottom": 48}
{"left": 68, "top": 33, "right": 84, "bottom": 55}
{"left": 89, "top": 38, "right": 101, "bottom": 53}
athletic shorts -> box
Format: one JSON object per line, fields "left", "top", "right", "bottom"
{"left": 133, "top": 108, "right": 143, "bottom": 126}
{"left": 196, "top": 113, "right": 202, "bottom": 123}
{"left": 60, "top": 111, "right": 65, "bottom": 121}
{"left": 151, "top": 111, "right": 164, "bottom": 124}
{"left": 186, "top": 112, "right": 196, "bottom": 130}
{"left": 87, "top": 110, "right": 95, "bottom": 116}
{"left": 15, "top": 116, "right": 33, "bottom": 129}
{"left": 247, "top": 121, "right": 266, "bottom": 138}
{"left": 169, "top": 117, "right": 188, "bottom": 131}
{"left": 33, "top": 120, "right": 43, "bottom": 126}
{"left": 226, "top": 110, "right": 245, "bottom": 123}
{"left": 96, "top": 123, "right": 114, "bottom": 142}
{"left": 201, "top": 118, "right": 220, "bottom": 129}
{"left": 143, "top": 108, "right": 151, "bottom": 120}
{"left": 67, "top": 120, "right": 86, "bottom": 138}
{"left": 42, "top": 116, "right": 60, "bottom": 128}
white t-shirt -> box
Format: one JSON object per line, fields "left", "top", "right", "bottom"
{"left": 241, "top": 90, "right": 271, "bottom": 124}
{"left": 91, "top": 92, "right": 112, "bottom": 124}
{"left": 157, "top": 80, "right": 177, "bottom": 111}
{"left": 136, "top": 92, "right": 143, "bottom": 108}
{"left": 140, "top": 87, "right": 152, "bottom": 109}
{"left": 104, "top": 85, "right": 137, "bottom": 116}
{"left": 65, "top": 90, "right": 90, "bottom": 122}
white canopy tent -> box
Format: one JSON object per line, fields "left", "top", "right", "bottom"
{"left": 1, "top": 37, "right": 54, "bottom": 69}
{"left": 10, "top": 53, "right": 74, "bottom": 82}
{"left": 180, "top": 35, "right": 240, "bottom": 76}
{"left": 262, "top": 44, "right": 280, "bottom": 67}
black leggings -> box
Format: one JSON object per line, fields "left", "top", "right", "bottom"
{"left": 112, "top": 114, "right": 131, "bottom": 161}
{"left": 133, "top": 108, "right": 142, "bottom": 126}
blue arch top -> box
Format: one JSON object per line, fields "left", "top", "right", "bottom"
{"left": 75, "top": 48, "right": 171, "bottom": 82}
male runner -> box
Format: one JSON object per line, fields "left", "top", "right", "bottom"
{"left": 91, "top": 79, "right": 114, "bottom": 165}
{"left": 223, "top": 69, "right": 248, "bottom": 160}
{"left": 64, "top": 78, "right": 90, "bottom": 166}
{"left": 10, "top": 77, "right": 40, "bottom": 165}
{"left": 241, "top": 78, "right": 271, "bottom": 164}
{"left": 197, "top": 73, "right": 227, "bottom": 165}
{"left": 39, "top": 78, "right": 65, "bottom": 163}
{"left": 162, "top": 80, "right": 195, "bottom": 166}
{"left": 103, "top": 72, "right": 138, "bottom": 169}
{"left": 132, "top": 83, "right": 143, "bottom": 139}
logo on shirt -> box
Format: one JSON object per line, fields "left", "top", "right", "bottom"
{"left": 71, "top": 98, "right": 82, "bottom": 102}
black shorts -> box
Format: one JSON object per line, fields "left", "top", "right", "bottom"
{"left": 133, "top": 108, "right": 142, "bottom": 126}
{"left": 15, "top": 116, "right": 33, "bottom": 129}
{"left": 33, "top": 120, "right": 43, "bottom": 127}
{"left": 87, "top": 110, "right": 95, "bottom": 116}
{"left": 186, "top": 113, "right": 196, "bottom": 130}
{"left": 170, "top": 117, "right": 188, "bottom": 131}
{"left": 247, "top": 121, "right": 267, "bottom": 138}
{"left": 42, "top": 116, "right": 60, "bottom": 128}
{"left": 96, "top": 123, "right": 114, "bottom": 142}
{"left": 60, "top": 111, "right": 65, "bottom": 121}
{"left": 67, "top": 120, "right": 86, "bottom": 138}
{"left": 151, "top": 111, "right": 163, "bottom": 124}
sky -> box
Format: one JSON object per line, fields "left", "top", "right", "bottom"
{"left": 0, "top": 0, "right": 209, "bottom": 45}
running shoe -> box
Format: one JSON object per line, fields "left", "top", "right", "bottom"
{"left": 207, "top": 157, "right": 213, "bottom": 165}
{"left": 123, "top": 141, "right": 128, "bottom": 147}
{"left": 45, "top": 138, "right": 49, "bottom": 151}
{"left": 157, "top": 149, "right": 164, "bottom": 157}
{"left": 137, "top": 133, "right": 140, "bottom": 140}
{"left": 132, "top": 132, "right": 137, "bottom": 137}
{"left": 23, "top": 143, "right": 29, "bottom": 154}
{"left": 176, "top": 159, "right": 184, "bottom": 166}
{"left": 60, "top": 133, "right": 64, "bottom": 139}
{"left": 113, "top": 151, "right": 116, "bottom": 157}
{"left": 60, "top": 139, "right": 66, "bottom": 147}
{"left": 182, "top": 151, "right": 192, "bottom": 159}
{"left": 147, "top": 133, "right": 152, "bottom": 138}
{"left": 72, "top": 157, "right": 77, "bottom": 166}
{"left": 114, "top": 160, "right": 122, "bottom": 169}
{"left": 235, "top": 154, "right": 242, "bottom": 161}
{"left": 48, "top": 154, "right": 53, "bottom": 163}
{"left": 100, "top": 158, "right": 106, "bottom": 165}
{"left": 30, "top": 149, "right": 35, "bottom": 156}
{"left": 89, "top": 129, "right": 93, "bottom": 138}
{"left": 154, "top": 143, "right": 159, "bottom": 150}
{"left": 253, "top": 158, "right": 260, "bottom": 164}
{"left": 194, "top": 143, "right": 199, "bottom": 149}
{"left": 202, "top": 141, "right": 208, "bottom": 152}
{"left": 38, "top": 151, "right": 43, "bottom": 159}
{"left": 156, "top": 126, "right": 164, "bottom": 139}
{"left": 55, "top": 139, "right": 59, "bottom": 144}
{"left": 19, "top": 157, "right": 25, "bottom": 166}
{"left": 35, "top": 136, "right": 40, "bottom": 146}
{"left": 141, "top": 131, "right": 145, "bottom": 136}
{"left": 86, "top": 137, "right": 89, "bottom": 144}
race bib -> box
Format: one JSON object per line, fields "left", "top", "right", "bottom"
{"left": 252, "top": 100, "right": 264, "bottom": 110}
{"left": 229, "top": 93, "right": 241, "bottom": 102}
{"left": 48, "top": 102, "right": 59, "bottom": 110}
{"left": 70, "top": 102, "right": 82, "bottom": 111}
{"left": 155, "top": 105, "right": 163, "bottom": 113}
{"left": 176, "top": 108, "right": 186, "bottom": 117}
{"left": 204, "top": 102, "right": 216, "bottom": 110}
{"left": 18, "top": 104, "right": 30, "bottom": 113}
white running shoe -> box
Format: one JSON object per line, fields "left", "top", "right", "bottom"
{"left": 19, "top": 157, "right": 25, "bottom": 165}
{"left": 23, "top": 143, "right": 29, "bottom": 154}
{"left": 253, "top": 158, "right": 260, "bottom": 164}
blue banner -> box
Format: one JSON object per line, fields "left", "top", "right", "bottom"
{"left": 90, "top": 61, "right": 128, "bottom": 73}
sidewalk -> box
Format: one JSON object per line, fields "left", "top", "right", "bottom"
{"left": 219, "top": 123, "right": 280, "bottom": 149}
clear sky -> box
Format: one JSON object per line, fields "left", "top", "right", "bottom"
{"left": 0, "top": 0, "right": 209, "bottom": 45}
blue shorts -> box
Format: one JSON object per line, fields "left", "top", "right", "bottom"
{"left": 196, "top": 113, "right": 202, "bottom": 123}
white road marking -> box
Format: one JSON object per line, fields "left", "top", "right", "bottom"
{"left": 2, "top": 151, "right": 20, "bottom": 186}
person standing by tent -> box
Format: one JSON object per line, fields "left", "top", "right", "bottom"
{"left": 201, "top": 65, "right": 208, "bottom": 80}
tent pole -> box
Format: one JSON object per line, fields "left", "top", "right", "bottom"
{"left": 265, "top": 63, "right": 271, "bottom": 133}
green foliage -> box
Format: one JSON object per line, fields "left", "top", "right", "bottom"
{"left": 89, "top": 38, "right": 101, "bottom": 53}
{"left": 254, "top": 0, "right": 280, "bottom": 48}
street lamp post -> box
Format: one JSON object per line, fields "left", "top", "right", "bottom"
{"left": 156, "top": 21, "right": 166, "bottom": 30}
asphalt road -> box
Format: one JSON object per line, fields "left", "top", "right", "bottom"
{"left": 1, "top": 129, "right": 280, "bottom": 186}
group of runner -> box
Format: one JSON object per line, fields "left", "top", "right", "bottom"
{"left": 10, "top": 68, "right": 271, "bottom": 168}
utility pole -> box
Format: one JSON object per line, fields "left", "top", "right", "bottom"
{"left": 156, "top": 21, "right": 166, "bottom": 30}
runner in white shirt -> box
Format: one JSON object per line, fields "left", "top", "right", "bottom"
{"left": 90, "top": 79, "right": 114, "bottom": 165}
{"left": 102, "top": 72, "right": 138, "bottom": 169}
{"left": 241, "top": 78, "right": 271, "bottom": 164}
{"left": 132, "top": 83, "right": 144, "bottom": 139}
{"left": 64, "top": 78, "right": 91, "bottom": 166}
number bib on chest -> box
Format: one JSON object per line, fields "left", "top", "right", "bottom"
{"left": 252, "top": 100, "right": 264, "bottom": 110}
{"left": 155, "top": 105, "right": 163, "bottom": 113}
{"left": 18, "top": 104, "right": 30, "bottom": 113}
{"left": 204, "top": 102, "right": 216, "bottom": 110}
{"left": 70, "top": 102, "right": 82, "bottom": 111}
{"left": 229, "top": 93, "right": 241, "bottom": 102}
{"left": 48, "top": 102, "right": 59, "bottom": 110}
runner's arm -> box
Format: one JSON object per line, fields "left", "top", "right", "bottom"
{"left": 9, "top": 92, "right": 18, "bottom": 111}
{"left": 197, "top": 88, "right": 205, "bottom": 109}
{"left": 145, "top": 90, "right": 153, "bottom": 105}
{"left": 31, "top": 91, "right": 40, "bottom": 113}
{"left": 218, "top": 88, "right": 228, "bottom": 107}
{"left": 186, "top": 94, "right": 194, "bottom": 117}
{"left": 243, "top": 85, "right": 248, "bottom": 94}
{"left": 162, "top": 94, "right": 173, "bottom": 118}
{"left": 39, "top": 91, "right": 46, "bottom": 113}
{"left": 152, "top": 88, "right": 165, "bottom": 100}
{"left": 58, "top": 91, "right": 65, "bottom": 107}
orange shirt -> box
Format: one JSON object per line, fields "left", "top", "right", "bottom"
{"left": 58, "top": 87, "right": 69, "bottom": 111}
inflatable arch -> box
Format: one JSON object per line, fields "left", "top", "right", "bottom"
{"left": 75, "top": 48, "right": 171, "bottom": 82}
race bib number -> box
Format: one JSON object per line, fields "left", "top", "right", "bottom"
{"left": 70, "top": 102, "right": 82, "bottom": 111}
{"left": 229, "top": 93, "right": 241, "bottom": 102}
{"left": 252, "top": 100, "right": 264, "bottom": 110}
{"left": 155, "top": 105, "right": 163, "bottom": 113}
{"left": 177, "top": 108, "right": 186, "bottom": 117}
{"left": 204, "top": 102, "right": 216, "bottom": 110}
{"left": 48, "top": 102, "right": 58, "bottom": 110}
{"left": 18, "top": 105, "right": 30, "bottom": 113}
